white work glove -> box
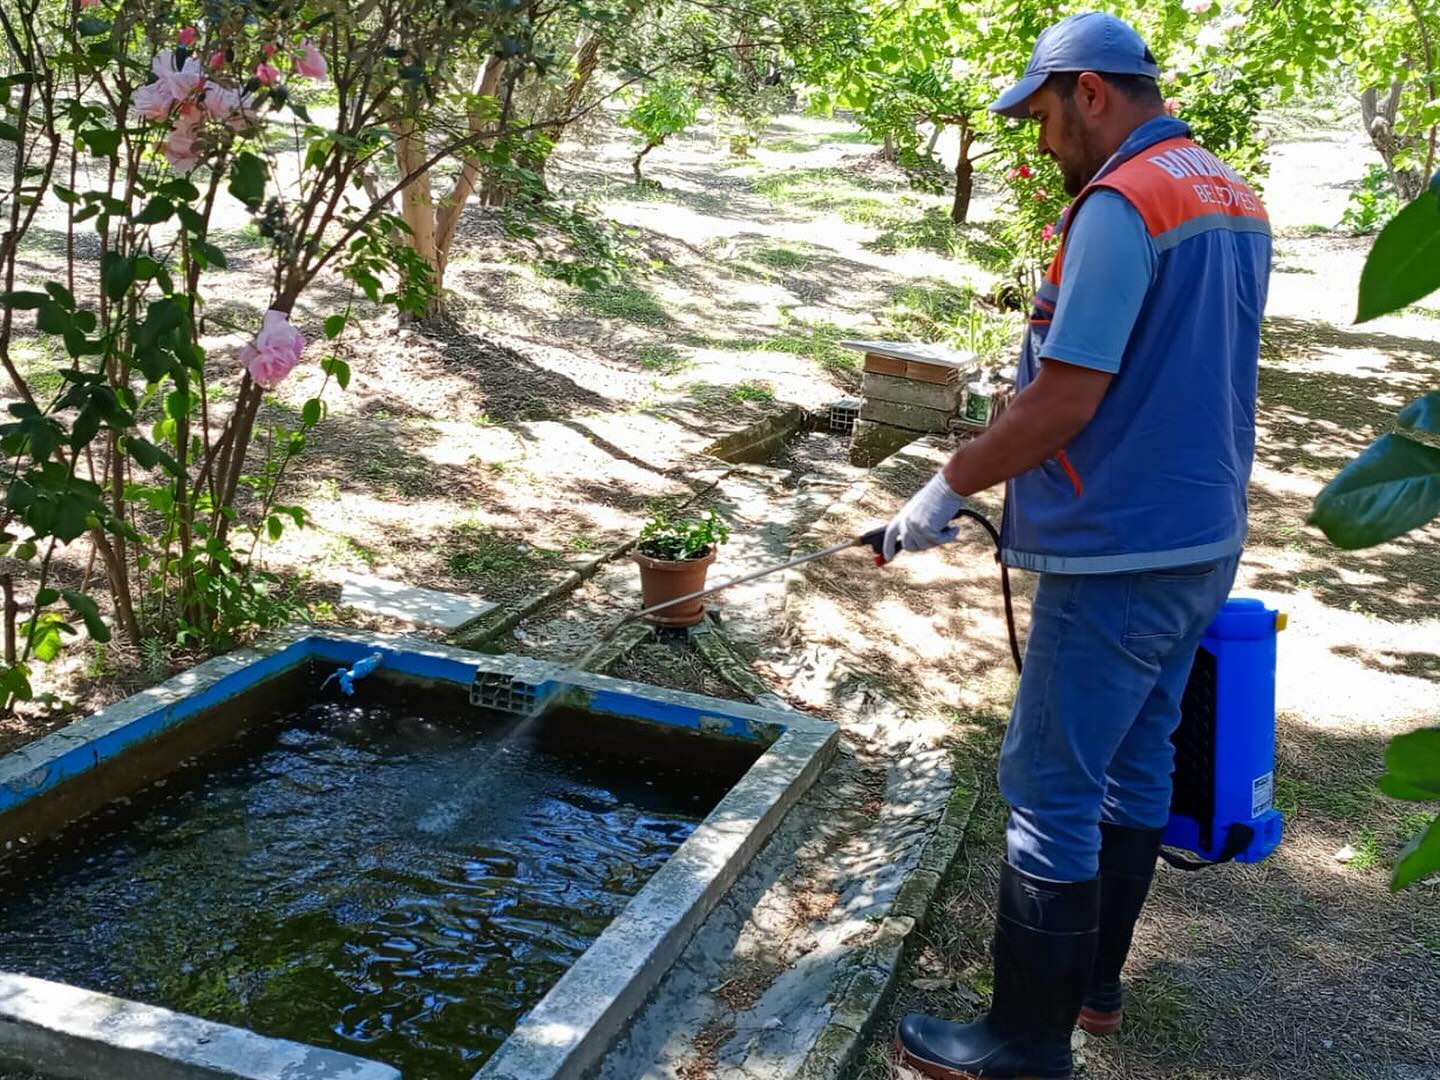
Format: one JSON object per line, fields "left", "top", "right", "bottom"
{"left": 882, "top": 471, "right": 967, "bottom": 562}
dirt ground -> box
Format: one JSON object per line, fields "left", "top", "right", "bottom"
{"left": 3, "top": 96, "right": 1438, "bottom": 1079}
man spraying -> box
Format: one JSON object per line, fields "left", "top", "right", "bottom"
{"left": 884, "top": 13, "right": 1271, "bottom": 1080}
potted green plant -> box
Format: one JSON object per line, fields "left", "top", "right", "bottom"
{"left": 633, "top": 510, "right": 731, "bottom": 626}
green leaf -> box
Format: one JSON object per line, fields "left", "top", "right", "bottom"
{"left": 301, "top": 398, "right": 322, "bottom": 426}
{"left": 61, "top": 590, "right": 110, "bottom": 643}
{"left": 324, "top": 314, "right": 346, "bottom": 339}
{"left": 76, "top": 16, "right": 111, "bottom": 37}
{"left": 267, "top": 515, "right": 283, "bottom": 541}
{"left": 1, "top": 291, "right": 48, "bottom": 310}
{"left": 0, "top": 122, "right": 19, "bottom": 144}
{"left": 1392, "top": 816, "right": 1440, "bottom": 891}
{"left": 100, "top": 251, "right": 135, "bottom": 301}
{"left": 28, "top": 614, "right": 70, "bottom": 663}
{"left": 1397, "top": 391, "right": 1440, "bottom": 436}
{"left": 190, "top": 239, "right": 227, "bottom": 269}
{"left": 1379, "top": 773, "right": 1440, "bottom": 801}
{"left": 1309, "top": 433, "right": 1440, "bottom": 549}
{"left": 165, "top": 390, "right": 191, "bottom": 422}
{"left": 36, "top": 301, "right": 71, "bottom": 335}
{"left": 321, "top": 355, "right": 350, "bottom": 389}
{"left": 80, "top": 127, "right": 120, "bottom": 159}
{"left": 1384, "top": 727, "right": 1440, "bottom": 794}
{"left": 53, "top": 493, "right": 90, "bottom": 542}
{"left": 44, "top": 283, "right": 75, "bottom": 310}
{"left": 228, "top": 152, "right": 267, "bottom": 209}
{"left": 133, "top": 197, "right": 175, "bottom": 225}
{"left": 34, "top": 588, "right": 58, "bottom": 607}
{"left": 158, "top": 178, "right": 201, "bottom": 201}
{"left": 175, "top": 204, "right": 206, "bottom": 233}
{"left": 1357, "top": 190, "right": 1440, "bottom": 323}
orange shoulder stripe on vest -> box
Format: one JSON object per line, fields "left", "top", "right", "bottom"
{"left": 1090, "top": 137, "right": 1268, "bottom": 238}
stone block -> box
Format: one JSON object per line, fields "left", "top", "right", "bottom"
{"left": 859, "top": 398, "right": 954, "bottom": 434}
{"left": 862, "top": 372, "right": 963, "bottom": 411}
{"left": 848, "top": 421, "right": 917, "bottom": 468}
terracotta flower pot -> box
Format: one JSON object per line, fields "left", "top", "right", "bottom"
{"left": 633, "top": 546, "right": 717, "bottom": 626}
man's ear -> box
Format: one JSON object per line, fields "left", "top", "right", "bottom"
{"left": 1076, "top": 71, "right": 1107, "bottom": 117}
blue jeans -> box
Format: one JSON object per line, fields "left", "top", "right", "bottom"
{"left": 998, "top": 555, "right": 1240, "bottom": 882}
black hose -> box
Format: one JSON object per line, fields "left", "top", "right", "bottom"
{"left": 955, "top": 509, "right": 1023, "bottom": 674}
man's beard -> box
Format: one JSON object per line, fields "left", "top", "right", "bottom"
{"left": 1057, "top": 104, "right": 1106, "bottom": 196}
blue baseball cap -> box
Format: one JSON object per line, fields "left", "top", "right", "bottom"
{"left": 989, "top": 12, "right": 1160, "bottom": 119}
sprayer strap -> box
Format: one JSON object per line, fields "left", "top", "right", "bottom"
{"left": 1159, "top": 824, "right": 1254, "bottom": 872}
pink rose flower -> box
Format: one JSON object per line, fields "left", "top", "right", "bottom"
{"left": 133, "top": 79, "right": 175, "bottom": 120}
{"left": 1034, "top": 188, "right": 1048, "bottom": 201}
{"left": 134, "top": 48, "right": 204, "bottom": 119}
{"left": 209, "top": 51, "right": 225, "bottom": 70}
{"left": 79, "top": 0, "right": 101, "bottom": 9}
{"left": 1041, "top": 224, "right": 1055, "bottom": 242}
{"left": 203, "top": 83, "right": 255, "bottom": 131}
{"left": 240, "top": 310, "right": 305, "bottom": 389}
{"left": 295, "top": 40, "right": 327, "bottom": 81}
{"left": 178, "top": 26, "right": 198, "bottom": 46}
{"left": 1183, "top": 0, "right": 1212, "bottom": 12}
{"left": 1018, "top": 164, "right": 1033, "bottom": 179}
{"left": 1007, "top": 168, "right": 1020, "bottom": 181}
{"left": 255, "top": 62, "right": 280, "bottom": 86}
{"left": 160, "top": 112, "right": 204, "bottom": 173}
{"left": 1165, "top": 98, "right": 1181, "bottom": 116}
{"left": 261, "top": 42, "right": 278, "bottom": 58}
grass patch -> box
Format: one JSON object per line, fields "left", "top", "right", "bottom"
{"left": 751, "top": 244, "right": 812, "bottom": 271}
{"left": 883, "top": 282, "right": 975, "bottom": 344}
{"left": 574, "top": 284, "right": 673, "bottom": 327}
{"left": 728, "top": 381, "right": 774, "bottom": 404}
{"left": 765, "top": 137, "right": 817, "bottom": 153}
{"left": 208, "top": 223, "right": 269, "bottom": 252}
{"left": 866, "top": 205, "right": 966, "bottom": 258}
{"left": 703, "top": 315, "right": 859, "bottom": 383}
{"left": 824, "top": 129, "right": 878, "bottom": 145}
{"left": 637, "top": 343, "right": 691, "bottom": 374}
{"left": 9, "top": 339, "right": 67, "bottom": 403}
{"left": 1273, "top": 774, "right": 1383, "bottom": 821}
{"left": 1344, "top": 828, "right": 1382, "bottom": 872}
{"left": 446, "top": 522, "right": 558, "bottom": 580}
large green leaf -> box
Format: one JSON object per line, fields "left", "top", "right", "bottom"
{"left": 61, "top": 590, "right": 110, "bottom": 644}
{"left": 1356, "top": 188, "right": 1440, "bottom": 323}
{"left": 1309, "top": 433, "right": 1440, "bottom": 549}
{"left": 1392, "top": 816, "right": 1440, "bottom": 891}
{"left": 228, "top": 152, "right": 267, "bottom": 209}
{"left": 1383, "top": 727, "right": 1440, "bottom": 796}
{"left": 1397, "top": 391, "right": 1440, "bottom": 437}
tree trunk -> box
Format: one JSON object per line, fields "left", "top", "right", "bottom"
{"left": 882, "top": 131, "right": 897, "bottom": 163}
{"left": 951, "top": 126, "right": 975, "bottom": 224}
{"left": 433, "top": 53, "right": 505, "bottom": 270}
{"left": 392, "top": 118, "right": 441, "bottom": 315}
{"left": 633, "top": 138, "right": 663, "bottom": 183}
{"left": 1361, "top": 80, "right": 1425, "bottom": 200}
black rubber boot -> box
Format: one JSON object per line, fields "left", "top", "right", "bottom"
{"left": 1077, "top": 822, "right": 1164, "bottom": 1036}
{"left": 896, "top": 862, "right": 1099, "bottom": 1080}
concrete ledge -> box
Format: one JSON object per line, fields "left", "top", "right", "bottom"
{"left": 703, "top": 404, "right": 808, "bottom": 465}
{"left": 0, "top": 972, "right": 399, "bottom": 1080}
{"left": 861, "top": 372, "right": 963, "bottom": 411}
